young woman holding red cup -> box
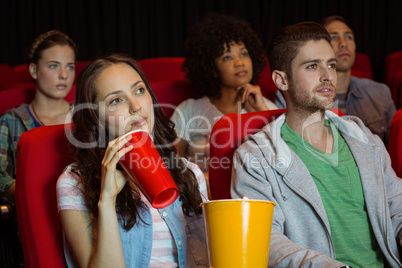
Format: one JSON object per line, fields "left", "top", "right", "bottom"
{"left": 56, "top": 54, "right": 208, "bottom": 267}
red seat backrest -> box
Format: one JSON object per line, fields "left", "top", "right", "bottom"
{"left": 208, "top": 109, "right": 286, "bottom": 200}
{"left": 208, "top": 108, "right": 344, "bottom": 200}
{"left": 15, "top": 123, "right": 74, "bottom": 268}
{"left": 0, "top": 87, "right": 35, "bottom": 116}
{"left": 74, "top": 61, "right": 92, "bottom": 85}
{"left": 13, "top": 64, "right": 34, "bottom": 85}
{"left": 149, "top": 79, "right": 195, "bottom": 118}
{"left": 389, "top": 109, "right": 402, "bottom": 178}
{"left": 390, "top": 71, "right": 402, "bottom": 110}
{"left": 351, "top": 69, "right": 373, "bottom": 80}
{"left": 258, "top": 58, "right": 277, "bottom": 102}
{"left": 352, "top": 52, "right": 373, "bottom": 80}
{"left": 384, "top": 51, "right": 402, "bottom": 87}
{"left": 0, "top": 85, "right": 76, "bottom": 116}
{"left": 0, "top": 64, "right": 20, "bottom": 90}
{"left": 64, "top": 84, "right": 76, "bottom": 103}
{"left": 138, "top": 57, "right": 186, "bottom": 83}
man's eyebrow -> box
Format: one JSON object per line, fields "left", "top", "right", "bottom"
{"left": 300, "top": 57, "right": 337, "bottom": 65}
{"left": 328, "top": 57, "right": 337, "bottom": 63}
{"left": 329, "top": 31, "right": 354, "bottom": 35}
{"left": 300, "top": 58, "right": 322, "bottom": 65}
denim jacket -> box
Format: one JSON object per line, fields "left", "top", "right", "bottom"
{"left": 60, "top": 160, "right": 209, "bottom": 268}
{"left": 345, "top": 76, "right": 396, "bottom": 145}
{"left": 63, "top": 197, "right": 207, "bottom": 268}
{"left": 120, "top": 197, "right": 207, "bottom": 268}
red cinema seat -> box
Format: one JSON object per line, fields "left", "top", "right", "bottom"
{"left": 149, "top": 79, "right": 196, "bottom": 118}
{"left": 208, "top": 109, "right": 286, "bottom": 200}
{"left": 64, "top": 84, "right": 76, "bottom": 103}
{"left": 258, "top": 58, "right": 277, "bottom": 102}
{"left": 13, "top": 64, "right": 34, "bottom": 85}
{"left": 15, "top": 123, "right": 74, "bottom": 268}
{"left": 0, "top": 85, "right": 75, "bottom": 116}
{"left": 74, "top": 61, "right": 92, "bottom": 85}
{"left": 389, "top": 109, "right": 402, "bottom": 178}
{"left": 138, "top": 57, "right": 186, "bottom": 83}
{"left": 389, "top": 71, "right": 402, "bottom": 109}
{"left": 0, "top": 64, "right": 20, "bottom": 90}
{"left": 0, "top": 87, "right": 35, "bottom": 116}
{"left": 351, "top": 52, "right": 373, "bottom": 80}
{"left": 384, "top": 51, "right": 402, "bottom": 87}
{"left": 351, "top": 69, "right": 373, "bottom": 80}
{"left": 208, "top": 107, "right": 344, "bottom": 200}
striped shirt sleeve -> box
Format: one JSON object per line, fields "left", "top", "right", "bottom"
{"left": 185, "top": 159, "right": 208, "bottom": 202}
{"left": 56, "top": 165, "right": 88, "bottom": 212}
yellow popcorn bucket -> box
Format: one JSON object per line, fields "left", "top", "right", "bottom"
{"left": 201, "top": 199, "right": 275, "bottom": 268}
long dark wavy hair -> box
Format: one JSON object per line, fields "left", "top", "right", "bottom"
{"left": 71, "top": 54, "right": 203, "bottom": 230}
{"left": 182, "top": 12, "right": 266, "bottom": 99}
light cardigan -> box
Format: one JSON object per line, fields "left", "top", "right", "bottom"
{"left": 231, "top": 111, "right": 402, "bottom": 267}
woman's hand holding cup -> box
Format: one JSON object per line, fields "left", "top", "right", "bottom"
{"left": 99, "top": 135, "right": 133, "bottom": 203}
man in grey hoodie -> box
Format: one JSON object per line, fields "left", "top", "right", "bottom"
{"left": 231, "top": 22, "right": 402, "bottom": 267}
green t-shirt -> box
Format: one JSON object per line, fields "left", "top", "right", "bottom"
{"left": 281, "top": 120, "right": 384, "bottom": 267}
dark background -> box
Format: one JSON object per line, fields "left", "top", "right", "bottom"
{"left": 1, "top": 0, "right": 402, "bottom": 82}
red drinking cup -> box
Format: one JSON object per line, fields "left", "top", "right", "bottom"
{"left": 118, "top": 130, "right": 179, "bottom": 209}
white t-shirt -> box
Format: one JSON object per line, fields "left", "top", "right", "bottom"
{"left": 170, "top": 96, "right": 277, "bottom": 171}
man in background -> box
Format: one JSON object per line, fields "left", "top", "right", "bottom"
{"left": 320, "top": 15, "right": 396, "bottom": 145}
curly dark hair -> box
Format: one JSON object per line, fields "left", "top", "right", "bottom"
{"left": 182, "top": 13, "right": 266, "bottom": 99}
{"left": 71, "top": 54, "right": 203, "bottom": 231}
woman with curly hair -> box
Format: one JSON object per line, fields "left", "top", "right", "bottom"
{"left": 56, "top": 54, "right": 208, "bottom": 267}
{"left": 171, "top": 13, "right": 277, "bottom": 172}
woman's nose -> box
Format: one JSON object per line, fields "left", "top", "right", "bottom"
{"left": 59, "top": 67, "right": 68, "bottom": 80}
{"left": 234, "top": 57, "right": 244, "bottom": 67}
{"left": 129, "top": 97, "right": 141, "bottom": 115}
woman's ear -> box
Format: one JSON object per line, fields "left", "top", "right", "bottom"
{"left": 29, "top": 63, "right": 38, "bottom": 80}
{"left": 272, "top": 70, "right": 288, "bottom": 91}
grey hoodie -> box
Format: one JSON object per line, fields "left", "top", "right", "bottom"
{"left": 231, "top": 110, "right": 402, "bottom": 267}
